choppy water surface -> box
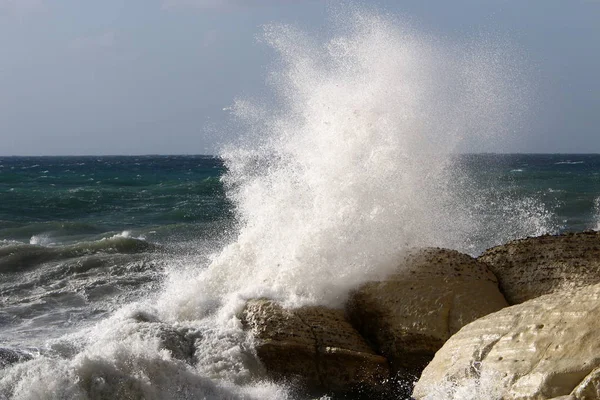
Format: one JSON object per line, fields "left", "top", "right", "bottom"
{"left": 1, "top": 6, "right": 600, "bottom": 400}
{"left": 0, "top": 156, "right": 230, "bottom": 347}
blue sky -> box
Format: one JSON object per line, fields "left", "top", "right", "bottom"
{"left": 0, "top": 0, "right": 599, "bottom": 155}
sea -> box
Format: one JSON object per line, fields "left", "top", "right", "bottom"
{"left": 2, "top": 6, "right": 599, "bottom": 400}
{"left": 1, "top": 154, "right": 599, "bottom": 399}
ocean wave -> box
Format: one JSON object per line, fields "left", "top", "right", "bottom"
{"left": 29, "top": 234, "right": 54, "bottom": 246}
{"left": 0, "top": 5, "right": 564, "bottom": 400}
{"left": 594, "top": 197, "right": 600, "bottom": 231}
{"left": 0, "top": 236, "right": 155, "bottom": 273}
{"left": 0, "top": 307, "right": 292, "bottom": 400}
{"left": 0, "top": 222, "right": 105, "bottom": 243}
{"left": 555, "top": 160, "right": 585, "bottom": 165}
{"left": 0, "top": 348, "right": 35, "bottom": 369}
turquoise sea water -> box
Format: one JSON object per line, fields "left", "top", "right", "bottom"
{"left": 0, "top": 153, "right": 599, "bottom": 399}
{"left": 0, "top": 156, "right": 230, "bottom": 244}
{"left": 0, "top": 156, "right": 230, "bottom": 347}
{"left": 459, "top": 154, "right": 600, "bottom": 232}
{"left": 1, "top": 154, "right": 599, "bottom": 344}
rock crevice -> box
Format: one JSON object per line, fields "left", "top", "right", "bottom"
{"left": 240, "top": 299, "right": 390, "bottom": 396}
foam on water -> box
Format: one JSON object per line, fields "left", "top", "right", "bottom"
{"left": 418, "top": 370, "right": 507, "bottom": 400}
{"left": 0, "top": 305, "right": 293, "bottom": 400}
{"left": 160, "top": 6, "right": 547, "bottom": 318}
{"left": 594, "top": 196, "right": 600, "bottom": 231}
{"left": 0, "top": 5, "right": 557, "bottom": 400}
{"left": 29, "top": 234, "right": 54, "bottom": 246}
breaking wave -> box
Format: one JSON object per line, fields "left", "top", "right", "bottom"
{"left": 0, "top": 5, "right": 556, "bottom": 400}
{"left": 163, "top": 5, "right": 549, "bottom": 317}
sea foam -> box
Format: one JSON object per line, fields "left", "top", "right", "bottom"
{"left": 594, "top": 196, "right": 600, "bottom": 231}
{"left": 0, "top": 5, "right": 556, "bottom": 400}
{"left": 160, "top": 6, "right": 546, "bottom": 319}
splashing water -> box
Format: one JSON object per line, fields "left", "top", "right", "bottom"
{"left": 419, "top": 370, "right": 507, "bottom": 400}
{"left": 162, "top": 7, "right": 550, "bottom": 318}
{"left": 594, "top": 197, "right": 600, "bottom": 231}
{"left": 0, "top": 6, "right": 558, "bottom": 400}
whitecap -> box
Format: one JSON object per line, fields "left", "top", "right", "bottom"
{"left": 29, "top": 234, "right": 54, "bottom": 246}
{"left": 555, "top": 160, "right": 584, "bottom": 165}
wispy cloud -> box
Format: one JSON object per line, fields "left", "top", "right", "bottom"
{"left": 70, "top": 31, "right": 117, "bottom": 51}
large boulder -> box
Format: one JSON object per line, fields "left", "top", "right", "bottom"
{"left": 413, "top": 282, "right": 600, "bottom": 400}
{"left": 346, "top": 248, "right": 508, "bottom": 376}
{"left": 240, "top": 299, "right": 390, "bottom": 396}
{"left": 478, "top": 231, "right": 600, "bottom": 304}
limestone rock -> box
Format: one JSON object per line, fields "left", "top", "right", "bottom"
{"left": 478, "top": 231, "right": 600, "bottom": 304}
{"left": 413, "top": 282, "right": 600, "bottom": 400}
{"left": 346, "top": 248, "right": 508, "bottom": 375}
{"left": 572, "top": 366, "right": 600, "bottom": 399}
{"left": 240, "top": 299, "right": 390, "bottom": 396}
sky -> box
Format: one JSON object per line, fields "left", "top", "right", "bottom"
{"left": 0, "top": 0, "right": 599, "bottom": 155}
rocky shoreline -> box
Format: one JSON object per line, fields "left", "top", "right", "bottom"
{"left": 3, "top": 231, "right": 600, "bottom": 399}
{"left": 240, "top": 231, "right": 600, "bottom": 399}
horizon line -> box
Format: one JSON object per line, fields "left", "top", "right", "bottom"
{"left": 1, "top": 152, "right": 600, "bottom": 158}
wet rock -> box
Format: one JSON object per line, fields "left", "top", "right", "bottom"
{"left": 478, "top": 231, "right": 600, "bottom": 304}
{"left": 413, "top": 282, "right": 600, "bottom": 400}
{"left": 241, "top": 299, "right": 390, "bottom": 397}
{"left": 346, "top": 248, "right": 507, "bottom": 377}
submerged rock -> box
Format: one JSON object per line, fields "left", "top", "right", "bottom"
{"left": 346, "top": 248, "right": 508, "bottom": 377}
{"left": 478, "top": 231, "right": 600, "bottom": 304}
{"left": 413, "top": 282, "right": 600, "bottom": 400}
{"left": 240, "top": 299, "right": 390, "bottom": 397}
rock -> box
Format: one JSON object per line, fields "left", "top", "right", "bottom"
{"left": 240, "top": 299, "right": 390, "bottom": 396}
{"left": 413, "top": 282, "right": 600, "bottom": 400}
{"left": 572, "top": 367, "right": 600, "bottom": 399}
{"left": 478, "top": 231, "right": 600, "bottom": 304}
{"left": 346, "top": 247, "right": 508, "bottom": 376}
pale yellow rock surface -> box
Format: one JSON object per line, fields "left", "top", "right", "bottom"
{"left": 572, "top": 366, "right": 600, "bottom": 399}
{"left": 413, "top": 283, "right": 600, "bottom": 400}
{"left": 478, "top": 231, "right": 600, "bottom": 304}
{"left": 240, "top": 299, "right": 389, "bottom": 395}
{"left": 346, "top": 247, "right": 508, "bottom": 374}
